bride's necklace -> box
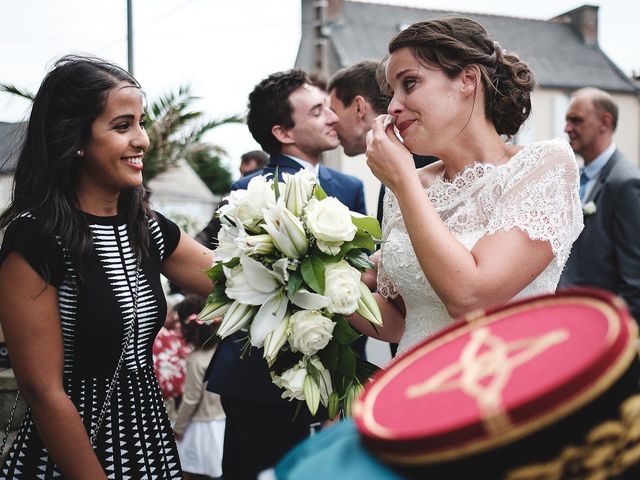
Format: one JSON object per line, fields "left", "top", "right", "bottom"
{"left": 493, "top": 143, "right": 512, "bottom": 167}
{"left": 442, "top": 143, "right": 512, "bottom": 182}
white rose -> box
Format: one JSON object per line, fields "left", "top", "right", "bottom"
{"left": 272, "top": 356, "right": 332, "bottom": 406}
{"left": 288, "top": 310, "right": 335, "bottom": 356}
{"left": 220, "top": 176, "right": 275, "bottom": 231}
{"left": 283, "top": 170, "right": 317, "bottom": 216}
{"left": 272, "top": 360, "right": 307, "bottom": 402}
{"left": 304, "top": 197, "right": 357, "bottom": 255}
{"left": 324, "top": 260, "right": 362, "bottom": 314}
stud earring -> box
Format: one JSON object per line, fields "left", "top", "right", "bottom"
{"left": 77, "top": 149, "right": 83, "bottom": 157}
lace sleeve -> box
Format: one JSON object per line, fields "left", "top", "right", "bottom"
{"left": 486, "top": 139, "right": 584, "bottom": 266}
{"left": 377, "top": 189, "right": 399, "bottom": 300}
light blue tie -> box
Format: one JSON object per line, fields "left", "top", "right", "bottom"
{"left": 579, "top": 169, "right": 589, "bottom": 201}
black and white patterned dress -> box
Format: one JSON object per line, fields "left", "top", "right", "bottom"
{"left": 0, "top": 210, "right": 182, "bottom": 479}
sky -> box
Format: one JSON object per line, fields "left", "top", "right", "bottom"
{"left": 1, "top": 0, "right": 637, "bottom": 177}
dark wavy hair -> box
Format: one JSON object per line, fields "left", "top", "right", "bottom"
{"left": 246, "top": 69, "right": 310, "bottom": 154}
{"left": 328, "top": 60, "right": 390, "bottom": 115}
{"left": 382, "top": 17, "right": 536, "bottom": 137}
{"left": 176, "top": 294, "right": 218, "bottom": 350}
{"left": 0, "top": 54, "right": 153, "bottom": 264}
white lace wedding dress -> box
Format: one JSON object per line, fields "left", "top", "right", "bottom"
{"left": 377, "top": 139, "right": 584, "bottom": 355}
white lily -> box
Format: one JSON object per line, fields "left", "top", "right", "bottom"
{"left": 304, "top": 373, "right": 321, "bottom": 416}
{"left": 237, "top": 234, "right": 274, "bottom": 256}
{"left": 250, "top": 289, "right": 289, "bottom": 347}
{"left": 217, "top": 301, "right": 256, "bottom": 338}
{"left": 291, "top": 288, "right": 330, "bottom": 310}
{"left": 356, "top": 282, "right": 383, "bottom": 326}
{"left": 198, "top": 296, "right": 232, "bottom": 323}
{"left": 214, "top": 217, "right": 245, "bottom": 263}
{"left": 344, "top": 382, "right": 364, "bottom": 417}
{"left": 282, "top": 170, "right": 316, "bottom": 216}
{"left": 224, "top": 256, "right": 284, "bottom": 305}
{"left": 264, "top": 312, "right": 291, "bottom": 366}
{"left": 262, "top": 200, "right": 308, "bottom": 259}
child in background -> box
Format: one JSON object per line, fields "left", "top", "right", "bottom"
{"left": 153, "top": 293, "right": 192, "bottom": 419}
{"left": 173, "top": 294, "right": 225, "bottom": 480}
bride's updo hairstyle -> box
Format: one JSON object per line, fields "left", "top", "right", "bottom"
{"left": 384, "top": 17, "right": 536, "bottom": 137}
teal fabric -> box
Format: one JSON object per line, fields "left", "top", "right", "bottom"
{"left": 274, "top": 419, "right": 404, "bottom": 479}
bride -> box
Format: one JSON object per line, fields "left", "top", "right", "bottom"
{"left": 350, "top": 17, "right": 584, "bottom": 355}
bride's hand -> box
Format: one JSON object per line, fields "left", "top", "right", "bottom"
{"left": 366, "top": 114, "right": 416, "bottom": 193}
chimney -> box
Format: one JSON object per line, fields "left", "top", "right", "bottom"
{"left": 326, "top": 0, "right": 343, "bottom": 22}
{"left": 551, "top": 4, "right": 599, "bottom": 46}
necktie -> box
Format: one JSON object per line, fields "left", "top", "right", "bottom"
{"left": 579, "top": 170, "right": 589, "bottom": 201}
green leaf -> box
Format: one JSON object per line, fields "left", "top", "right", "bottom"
{"left": 286, "top": 269, "right": 304, "bottom": 301}
{"left": 338, "top": 345, "right": 356, "bottom": 380}
{"left": 313, "top": 183, "right": 328, "bottom": 200}
{"left": 328, "top": 391, "right": 341, "bottom": 420}
{"left": 273, "top": 166, "right": 281, "bottom": 200}
{"left": 345, "top": 250, "right": 374, "bottom": 271}
{"left": 207, "top": 287, "right": 228, "bottom": 305}
{"left": 352, "top": 215, "right": 382, "bottom": 240}
{"left": 223, "top": 257, "right": 240, "bottom": 269}
{"left": 317, "top": 339, "right": 339, "bottom": 370}
{"left": 333, "top": 317, "right": 361, "bottom": 346}
{"left": 301, "top": 256, "right": 326, "bottom": 294}
{"left": 206, "top": 262, "right": 225, "bottom": 282}
{"left": 350, "top": 231, "right": 375, "bottom": 252}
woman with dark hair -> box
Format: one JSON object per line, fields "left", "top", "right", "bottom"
{"left": 0, "top": 55, "right": 213, "bottom": 479}
{"left": 349, "top": 17, "right": 583, "bottom": 353}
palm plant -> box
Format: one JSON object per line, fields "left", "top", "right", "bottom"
{"left": 143, "top": 85, "right": 243, "bottom": 181}
{"left": 0, "top": 83, "right": 242, "bottom": 183}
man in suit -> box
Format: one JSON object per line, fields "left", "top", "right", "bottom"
{"left": 206, "top": 69, "right": 366, "bottom": 480}
{"left": 559, "top": 87, "right": 640, "bottom": 322}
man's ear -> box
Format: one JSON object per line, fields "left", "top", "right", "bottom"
{"left": 459, "top": 65, "right": 481, "bottom": 96}
{"left": 353, "top": 95, "right": 368, "bottom": 119}
{"left": 600, "top": 111, "right": 614, "bottom": 132}
{"left": 272, "top": 125, "right": 295, "bottom": 145}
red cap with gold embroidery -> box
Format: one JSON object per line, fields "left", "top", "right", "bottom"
{"left": 353, "top": 288, "right": 640, "bottom": 478}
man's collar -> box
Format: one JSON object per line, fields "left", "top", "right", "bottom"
{"left": 282, "top": 154, "right": 320, "bottom": 175}
{"left": 584, "top": 143, "right": 615, "bottom": 178}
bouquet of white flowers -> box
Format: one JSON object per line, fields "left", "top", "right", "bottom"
{"left": 200, "top": 169, "right": 383, "bottom": 418}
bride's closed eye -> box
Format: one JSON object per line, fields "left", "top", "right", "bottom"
{"left": 401, "top": 77, "right": 417, "bottom": 93}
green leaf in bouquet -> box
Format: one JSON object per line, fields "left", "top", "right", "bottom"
{"left": 301, "top": 256, "right": 326, "bottom": 294}
{"left": 344, "top": 249, "right": 374, "bottom": 271}
{"left": 333, "top": 317, "right": 362, "bottom": 346}
{"left": 338, "top": 344, "right": 356, "bottom": 381}
{"left": 223, "top": 257, "right": 240, "bottom": 269}
{"left": 328, "top": 391, "right": 341, "bottom": 420}
{"left": 303, "top": 373, "right": 320, "bottom": 416}
{"left": 273, "top": 166, "right": 281, "bottom": 200}
{"left": 313, "top": 182, "right": 328, "bottom": 200}
{"left": 286, "top": 269, "right": 304, "bottom": 301}
{"left": 316, "top": 339, "right": 339, "bottom": 370}
{"left": 206, "top": 262, "right": 225, "bottom": 282}
{"left": 351, "top": 231, "right": 376, "bottom": 252}
{"left": 351, "top": 215, "right": 382, "bottom": 240}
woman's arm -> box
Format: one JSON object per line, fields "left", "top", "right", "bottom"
{"left": 366, "top": 116, "right": 553, "bottom": 318}
{"left": 161, "top": 231, "right": 215, "bottom": 297}
{"left": 0, "top": 252, "right": 106, "bottom": 479}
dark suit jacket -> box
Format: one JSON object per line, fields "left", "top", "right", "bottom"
{"left": 558, "top": 149, "right": 640, "bottom": 322}
{"left": 207, "top": 153, "right": 367, "bottom": 405}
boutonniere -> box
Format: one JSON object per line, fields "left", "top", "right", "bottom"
{"left": 582, "top": 201, "right": 597, "bottom": 216}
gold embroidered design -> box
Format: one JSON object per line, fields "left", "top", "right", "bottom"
{"left": 504, "top": 394, "right": 640, "bottom": 480}
{"left": 407, "top": 327, "right": 569, "bottom": 434}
